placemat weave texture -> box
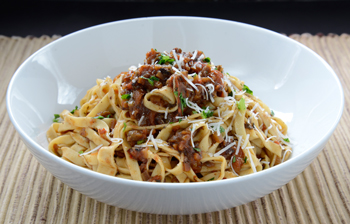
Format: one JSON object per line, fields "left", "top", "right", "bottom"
{"left": 1, "top": 34, "right": 350, "bottom": 224}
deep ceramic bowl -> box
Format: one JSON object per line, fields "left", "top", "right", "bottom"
{"left": 6, "top": 17, "right": 344, "bottom": 214}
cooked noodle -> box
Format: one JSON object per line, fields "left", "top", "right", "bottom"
{"left": 47, "top": 48, "right": 292, "bottom": 182}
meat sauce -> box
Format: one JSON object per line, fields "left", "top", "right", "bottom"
{"left": 220, "top": 141, "right": 245, "bottom": 174}
{"left": 168, "top": 126, "right": 202, "bottom": 173}
{"left": 120, "top": 48, "right": 229, "bottom": 126}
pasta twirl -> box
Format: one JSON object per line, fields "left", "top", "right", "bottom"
{"left": 47, "top": 48, "right": 292, "bottom": 182}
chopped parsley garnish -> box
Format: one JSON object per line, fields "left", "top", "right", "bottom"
{"left": 179, "top": 93, "right": 187, "bottom": 113}
{"left": 179, "top": 119, "right": 182, "bottom": 123}
{"left": 244, "top": 156, "right": 247, "bottom": 163}
{"left": 158, "top": 54, "right": 175, "bottom": 65}
{"left": 78, "top": 150, "right": 84, "bottom": 154}
{"left": 137, "top": 140, "right": 145, "bottom": 145}
{"left": 220, "top": 126, "right": 225, "bottom": 134}
{"left": 169, "top": 122, "right": 174, "bottom": 124}
{"left": 53, "top": 114, "right": 60, "bottom": 122}
{"left": 192, "top": 111, "right": 198, "bottom": 114}
{"left": 141, "top": 76, "right": 159, "bottom": 86}
{"left": 232, "top": 155, "right": 236, "bottom": 163}
{"left": 242, "top": 85, "right": 253, "bottom": 95}
{"left": 207, "top": 177, "right": 215, "bottom": 181}
{"left": 123, "top": 122, "right": 127, "bottom": 132}
{"left": 106, "top": 114, "right": 111, "bottom": 118}
{"left": 283, "top": 138, "right": 290, "bottom": 143}
{"left": 193, "top": 73, "right": 197, "bottom": 78}
{"left": 94, "top": 116, "right": 104, "bottom": 119}
{"left": 228, "top": 91, "right": 233, "bottom": 97}
{"left": 121, "top": 94, "right": 131, "bottom": 100}
{"left": 237, "top": 98, "right": 246, "bottom": 110}
{"left": 214, "top": 67, "right": 218, "bottom": 70}
{"left": 226, "top": 72, "right": 231, "bottom": 76}
{"left": 174, "top": 91, "right": 178, "bottom": 97}
{"left": 201, "top": 108, "right": 214, "bottom": 119}
{"left": 193, "top": 147, "right": 201, "bottom": 152}
{"left": 154, "top": 49, "right": 157, "bottom": 51}
{"left": 203, "top": 57, "right": 211, "bottom": 63}
{"left": 271, "top": 110, "right": 275, "bottom": 116}
{"left": 70, "top": 106, "right": 78, "bottom": 114}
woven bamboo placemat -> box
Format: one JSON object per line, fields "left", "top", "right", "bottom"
{"left": 1, "top": 34, "right": 349, "bottom": 224}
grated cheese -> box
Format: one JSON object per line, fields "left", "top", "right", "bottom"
{"left": 206, "top": 84, "right": 215, "bottom": 103}
{"left": 138, "top": 115, "right": 145, "bottom": 126}
{"left": 281, "top": 149, "right": 292, "bottom": 162}
{"left": 195, "top": 84, "right": 208, "bottom": 100}
{"left": 190, "top": 123, "right": 198, "bottom": 147}
{"left": 264, "top": 124, "right": 272, "bottom": 136}
{"left": 164, "top": 107, "right": 169, "bottom": 119}
{"left": 235, "top": 135, "right": 243, "bottom": 155}
{"left": 191, "top": 50, "right": 198, "bottom": 60}
{"left": 247, "top": 148, "right": 257, "bottom": 173}
{"left": 251, "top": 103, "right": 260, "bottom": 113}
{"left": 79, "top": 144, "right": 103, "bottom": 156}
{"left": 265, "top": 135, "right": 277, "bottom": 142}
{"left": 241, "top": 134, "right": 250, "bottom": 149}
{"left": 214, "top": 141, "right": 236, "bottom": 157}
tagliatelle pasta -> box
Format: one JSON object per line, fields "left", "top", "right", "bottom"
{"left": 47, "top": 48, "right": 292, "bottom": 182}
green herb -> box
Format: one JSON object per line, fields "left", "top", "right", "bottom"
{"left": 228, "top": 91, "right": 233, "bottom": 97}
{"left": 70, "top": 106, "right": 78, "bottom": 114}
{"left": 179, "top": 93, "right": 187, "bottom": 113}
{"left": 232, "top": 155, "right": 236, "bottom": 163}
{"left": 207, "top": 177, "right": 215, "bottom": 181}
{"left": 53, "top": 114, "right": 60, "bottom": 122}
{"left": 244, "top": 156, "right": 247, "bottom": 163}
{"left": 193, "top": 147, "right": 201, "bottom": 152}
{"left": 78, "top": 150, "right": 84, "bottom": 154}
{"left": 283, "top": 138, "right": 290, "bottom": 143}
{"left": 220, "top": 126, "right": 225, "bottom": 134}
{"left": 158, "top": 54, "right": 175, "bottom": 65}
{"left": 179, "top": 119, "right": 182, "bottom": 123}
{"left": 123, "top": 122, "right": 127, "bottom": 132}
{"left": 106, "top": 114, "right": 111, "bottom": 118}
{"left": 193, "top": 73, "right": 197, "bottom": 78}
{"left": 214, "top": 67, "right": 218, "bottom": 70}
{"left": 201, "top": 108, "right": 214, "bottom": 119}
{"left": 174, "top": 91, "right": 178, "bottom": 97}
{"left": 137, "top": 140, "right": 145, "bottom": 145}
{"left": 141, "top": 76, "right": 159, "bottom": 86}
{"left": 94, "top": 116, "right": 104, "bottom": 119}
{"left": 192, "top": 111, "right": 198, "bottom": 114}
{"left": 237, "top": 98, "right": 246, "bottom": 110}
{"left": 242, "top": 85, "right": 253, "bottom": 95}
{"left": 121, "top": 94, "right": 131, "bottom": 100}
{"left": 271, "top": 110, "right": 275, "bottom": 116}
{"left": 203, "top": 57, "right": 211, "bottom": 63}
{"left": 226, "top": 72, "right": 231, "bottom": 76}
{"left": 154, "top": 49, "right": 157, "bottom": 51}
{"left": 169, "top": 122, "right": 174, "bottom": 124}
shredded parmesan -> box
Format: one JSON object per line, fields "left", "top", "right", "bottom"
{"left": 164, "top": 108, "right": 169, "bottom": 119}
{"left": 241, "top": 134, "right": 250, "bottom": 149}
{"left": 191, "top": 50, "right": 198, "bottom": 60}
{"left": 247, "top": 148, "right": 257, "bottom": 173}
{"left": 265, "top": 136, "right": 277, "bottom": 142}
{"left": 195, "top": 83, "right": 208, "bottom": 100}
{"left": 79, "top": 144, "right": 103, "bottom": 156}
{"left": 235, "top": 135, "right": 243, "bottom": 155}
{"left": 251, "top": 103, "right": 260, "bottom": 113}
{"left": 206, "top": 84, "right": 215, "bottom": 102}
{"left": 214, "top": 141, "right": 236, "bottom": 157}
{"left": 282, "top": 149, "right": 292, "bottom": 162}
{"left": 190, "top": 124, "right": 197, "bottom": 147}
{"left": 264, "top": 124, "right": 272, "bottom": 136}
{"left": 138, "top": 115, "right": 145, "bottom": 126}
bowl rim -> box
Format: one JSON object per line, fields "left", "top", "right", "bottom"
{"left": 6, "top": 16, "right": 345, "bottom": 189}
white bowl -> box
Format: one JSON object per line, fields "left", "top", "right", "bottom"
{"left": 6, "top": 17, "right": 344, "bottom": 214}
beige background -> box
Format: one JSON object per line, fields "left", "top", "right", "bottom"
{"left": 0, "top": 34, "right": 349, "bottom": 223}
